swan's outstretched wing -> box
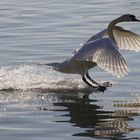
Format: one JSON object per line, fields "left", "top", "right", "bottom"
{"left": 72, "top": 38, "right": 128, "bottom": 77}
{"left": 85, "top": 29, "right": 108, "bottom": 44}
{"left": 85, "top": 26, "right": 140, "bottom": 52}
{"left": 113, "top": 26, "right": 140, "bottom": 52}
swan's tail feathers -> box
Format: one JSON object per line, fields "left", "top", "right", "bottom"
{"left": 37, "top": 63, "right": 48, "bottom": 66}
{"left": 37, "top": 63, "right": 59, "bottom": 70}
{"left": 37, "top": 63, "right": 50, "bottom": 68}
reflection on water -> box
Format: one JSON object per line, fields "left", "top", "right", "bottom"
{"left": 0, "top": 91, "right": 140, "bottom": 139}
{"left": 51, "top": 94, "right": 135, "bottom": 139}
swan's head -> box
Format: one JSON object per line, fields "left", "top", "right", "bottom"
{"left": 120, "top": 14, "right": 140, "bottom": 22}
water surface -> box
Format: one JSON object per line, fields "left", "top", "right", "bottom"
{"left": 0, "top": 0, "right": 140, "bottom": 140}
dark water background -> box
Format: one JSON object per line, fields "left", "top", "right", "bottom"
{"left": 0, "top": 0, "right": 140, "bottom": 140}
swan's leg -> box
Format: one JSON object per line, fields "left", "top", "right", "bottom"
{"left": 82, "top": 72, "right": 106, "bottom": 92}
{"left": 82, "top": 75, "right": 97, "bottom": 98}
{"left": 82, "top": 74, "right": 97, "bottom": 88}
{"left": 86, "top": 72, "right": 112, "bottom": 87}
{"left": 86, "top": 72, "right": 98, "bottom": 85}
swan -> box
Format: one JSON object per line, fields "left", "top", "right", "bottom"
{"left": 40, "top": 14, "right": 140, "bottom": 91}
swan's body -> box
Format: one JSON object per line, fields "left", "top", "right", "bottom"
{"left": 41, "top": 14, "right": 140, "bottom": 91}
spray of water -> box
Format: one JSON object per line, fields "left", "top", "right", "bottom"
{"left": 0, "top": 64, "right": 89, "bottom": 92}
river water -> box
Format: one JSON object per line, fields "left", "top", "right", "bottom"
{"left": 0, "top": 0, "right": 140, "bottom": 140}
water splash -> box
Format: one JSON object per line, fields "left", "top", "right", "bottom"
{"left": 0, "top": 64, "right": 89, "bottom": 92}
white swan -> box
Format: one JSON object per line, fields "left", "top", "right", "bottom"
{"left": 40, "top": 14, "right": 140, "bottom": 91}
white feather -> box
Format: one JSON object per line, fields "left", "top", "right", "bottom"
{"left": 72, "top": 38, "right": 128, "bottom": 77}
{"left": 85, "top": 26, "right": 140, "bottom": 52}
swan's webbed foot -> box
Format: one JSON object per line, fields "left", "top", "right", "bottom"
{"left": 96, "top": 85, "right": 106, "bottom": 92}
{"left": 82, "top": 82, "right": 111, "bottom": 99}
{"left": 96, "top": 81, "right": 112, "bottom": 92}
{"left": 102, "top": 81, "right": 112, "bottom": 87}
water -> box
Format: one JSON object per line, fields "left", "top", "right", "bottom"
{"left": 0, "top": 0, "right": 140, "bottom": 139}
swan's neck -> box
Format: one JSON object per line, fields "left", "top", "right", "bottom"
{"left": 108, "top": 17, "right": 122, "bottom": 43}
